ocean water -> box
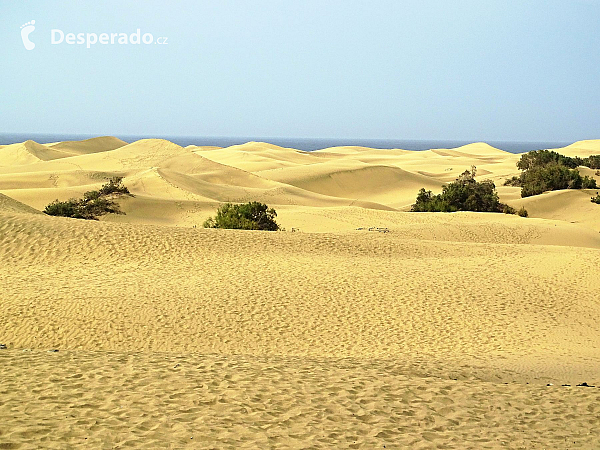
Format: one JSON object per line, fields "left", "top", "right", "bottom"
{"left": 0, "top": 133, "right": 573, "bottom": 154}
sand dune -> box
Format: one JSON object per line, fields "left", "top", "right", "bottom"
{"left": 1, "top": 207, "right": 599, "bottom": 447}
{"left": 0, "top": 192, "right": 42, "bottom": 214}
{"left": 509, "top": 189, "right": 600, "bottom": 232}
{"left": 552, "top": 139, "right": 600, "bottom": 158}
{"left": 0, "top": 139, "right": 399, "bottom": 212}
{"left": 2, "top": 209, "right": 599, "bottom": 357}
{"left": 2, "top": 137, "right": 597, "bottom": 222}
{"left": 47, "top": 136, "right": 128, "bottom": 155}
{"left": 260, "top": 164, "right": 445, "bottom": 209}
{"left": 1, "top": 136, "right": 599, "bottom": 448}
{"left": 196, "top": 141, "right": 326, "bottom": 172}
{"left": 0, "top": 137, "right": 128, "bottom": 167}
{"left": 275, "top": 206, "right": 600, "bottom": 247}
{"left": 0, "top": 140, "right": 67, "bottom": 166}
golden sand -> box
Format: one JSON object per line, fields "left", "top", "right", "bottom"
{"left": 0, "top": 138, "right": 599, "bottom": 448}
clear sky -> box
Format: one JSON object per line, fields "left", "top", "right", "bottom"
{"left": 1, "top": 0, "right": 599, "bottom": 142}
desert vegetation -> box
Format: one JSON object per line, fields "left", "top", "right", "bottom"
{"left": 592, "top": 193, "right": 600, "bottom": 204}
{"left": 505, "top": 150, "right": 598, "bottom": 197}
{"left": 517, "top": 150, "right": 600, "bottom": 171}
{"left": 411, "top": 166, "right": 525, "bottom": 215}
{"left": 203, "top": 201, "right": 281, "bottom": 231}
{"left": 44, "top": 177, "right": 132, "bottom": 220}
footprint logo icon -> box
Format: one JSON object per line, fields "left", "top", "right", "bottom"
{"left": 20, "top": 20, "right": 36, "bottom": 50}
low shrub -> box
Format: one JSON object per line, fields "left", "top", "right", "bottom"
{"left": 516, "top": 150, "right": 581, "bottom": 171}
{"left": 411, "top": 166, "right": 518, "bottom": 214}
{"left": 582, "top": 176, "right": 598, "bottom": 189}
{"left": 502, "top": 204, "right": 516, "bottom": 214}
{"left": 503, "top": 176, "right": 521, "bottom": 187}
{"left": 592, "top": 193, "right": 600, "bottom": 204}
{"left": 44, "top": 198, "right": 88, "bottom": 219}
{"left": 509, "top": 150, "right": 600, "bottom": 198}
{"left": 583, "top": 155, "right": 600, "bottom": 170}
{"left": 44, "top": 177, "right": 132, "bottom": 220}
{"left": 517, "top": 206, "right": 529, "bottom": 217}
{"left": 203, "top": 201, "right": 280, "bottom": 231}
{"left": 98, "top": 176, "right": 131, "bottom": 196}
{"left": 519, "top": 163, "right": 584, "bottom": 197}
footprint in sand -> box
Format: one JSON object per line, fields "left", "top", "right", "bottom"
{"left": 20, "top": 20, "right": 36, "bottom": 50}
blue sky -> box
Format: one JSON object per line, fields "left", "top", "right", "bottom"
{"left": 1, "top": 0, "right": 599, "bottom": 142}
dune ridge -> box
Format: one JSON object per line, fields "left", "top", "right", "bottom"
{"left": 47, "top": 136, "right": 128, "bottom": 155}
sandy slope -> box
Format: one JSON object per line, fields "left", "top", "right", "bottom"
{"left": 0, "top": 193, "right": 42, "bottom": 214}
{"left": 552, "top": 139, "right": 600, "bottom": 158}
{"left": 0, "top": 140, "right": 68, "bottom": 166}
{"left": 47, "top": 136, "right": 128, "bottom": 155}
{"left": 507, "top": 189, "right": 600, "bottom": 232}
{"left": 1, "top": 137, "right": 600, "bottom": 448}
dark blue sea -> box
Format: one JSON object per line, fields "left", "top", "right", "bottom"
{"left": 0, "top": 133, "right": 575, "bottom": 154}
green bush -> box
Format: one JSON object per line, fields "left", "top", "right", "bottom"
{"left": 582, "top": 155, "right": 600, "bottom": 170}
{"left": 44, "top": 177, "right": 132, "bottom": 220}
{"left": 503, "top": 176, "right": 521, "bottom": 187}
{"left": 516, "top": 150, "right": 600, "bottom": 171}
{"left": 516, "top": 150, "right": 580, "bottom": 171}
{"left": 517, "top": 206, "right": 529, "bottom": 217}
{"left": 592, "top": 193, "right": 600, "bottom": 204}
{"left": 519, "top": 163, "right": 583, "bottom": 197}
{"left": 582, "top": 176, "right": 598, "bottom": 189}
{"left": 411, "top": 166, "right": 517, "bottom": 214}
{"left": 411, "top": 188, "right": 454, "bottom": 212}
{"left": 44, "top": 198, "right": 89, "bottom": 219}
{"left": 203, "top": 201, "right": 280, "bottom": 231}
{"left": 502, "top": 204, "right": 516, "bottom": 214}
{"left": 510, "top": 150, "right": 600, "bottom": 198}
{"left": 98, "top": 176, "right": 131, "bottom": 196}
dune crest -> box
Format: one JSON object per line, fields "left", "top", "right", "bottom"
{"left": 553, "top": 139, "right": 600, "bottom": 157}
{"left": 47, "top": 135, "right": 128, "bottom": 155}
{"left": 0, "top": 140, "right": 63, "bottom": 166}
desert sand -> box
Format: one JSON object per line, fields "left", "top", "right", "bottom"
{"left": 0, "top": 137, "right": 599, "bottom": 448}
